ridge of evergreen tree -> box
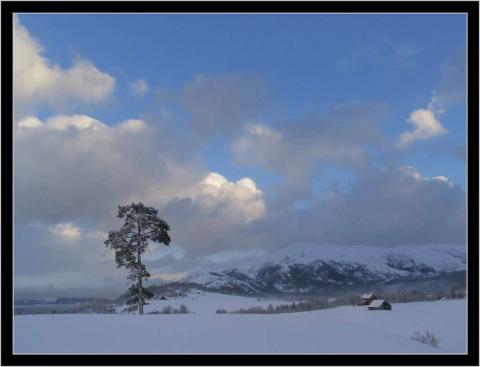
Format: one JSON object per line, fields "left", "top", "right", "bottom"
{"left": 105, "top": 202, "right": 170, "bottom": 314}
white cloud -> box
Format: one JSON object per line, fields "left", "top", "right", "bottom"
{"left": 14, "top": 111, "right": 271, "bottom": 287}
{"left": 48, "top": 223, "right": 110, "bottom": 247}
{"left": 48, "top": 222, "right": 81, "bottom": 240}
{"left": 148, "top": 171, "right": 266, "bottom": 225}
{"left": 398, "top": 108, "right": 447, "bottom": 147}
{"left": 432, "top": 175, "right": 450, "bottom": 183}
{"left": 244, "top": 123, "right": 283, "bottom": 140}
{"left": 14, "top": 113, "right": 184, "bottom": 225}
{"left": 191, "top": 172, "right": 266, "bottom": 223}
{"left": 14, "top": 114, "right": 265, "bottom": 255}
{"left": 46, "top": 114, "right": 107, "bottom": 131}
{"left": 399, "top": 166, "right": 453, "bottom": 186}
{"left": 13, "top": 15, "right": 115, "bottom": 116}
{"left": 233, "top": 106, "right": 384, "bottom": 175}
{"left": 232, "top": 104, "right": 385, "bottom": 205}
{"left": 399, "top": 165, "right": 423, "bottom": 180}
{"left": 17, "top": 116, "right": 42, "bottom": 128}
{"left": 129, "top": 79, "right": 149, "bottom": 97}
{"left": 15, "top": 114, "right": 109, "bottom": 142}
{"left": 398, "top": 53, "right": 465, "bottom": 149}
{"left": 118, "top": 119, "right": 147, "bottom": 132}
{"left": 232, "top": 123, "right": 284, "bottom": 170}
{"left": 16, "top": 115, "right": 148, "bottom": 134}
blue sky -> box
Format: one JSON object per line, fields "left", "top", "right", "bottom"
{"left": 19, "top": 13, "right": 466, "bottom": 187}
{"left": 14, "top": 13, "right": 467, "bottom": 292}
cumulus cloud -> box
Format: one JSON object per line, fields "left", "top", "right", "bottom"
{"left": 14, "top": 114, "right": 201, "bottom": 226}
{"left": 234, "top": 165, "right": 465, "bottom": 250}
{"left": 129, "top": 78, "right": 149, "bottom": 98}
{"left": 14, "top": 112, "right": 465, "bottom": 289}
{"left": 192, "top": 172, "right": 265, "bottom": 223}
{"left": 17, "top": 114, "right": 107, "bottom": 132}
{"left": 398, "top": 51, "right": 465, "bottom": 149}
{"left": 17, "top": 116, "right": 43, "bottom": 128}
{"left": 232, "top": 103, "right": 386, "bottom": 204}
{"left": 13, "top": 15, "right": 115, "bottom": 117}
{"left": 142, "top": 169, "right": 266, "bottom": 231}
{"left": 399, "top": 165, "right": 453, "bottom": 186}
{"left": 13, "top": 113, "right": 187, "bottom": 289}
{"left": 312, "top": 166, "right": 465, "bottom": 246}
{"left": 398, "top": 109, "right": 447, "bottom": 147}
{"left": 135, "top": 172, "right": 265, "bottom": 257}
{"left": 11, "top": 18, "right": 465, "bottom": 292}
{"left": 14, "top": 112, "right": 270, "bottom": 282}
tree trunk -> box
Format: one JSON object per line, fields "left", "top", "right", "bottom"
{"left": 138, "top": 249, "right": 143, "bottom": 315}
{"left": 136, "top": 216, "right": 144, "bottom": 316}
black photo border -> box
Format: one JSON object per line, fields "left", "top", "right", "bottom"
{"left": 1, "top": 1, "right": 478, "bottom": 366}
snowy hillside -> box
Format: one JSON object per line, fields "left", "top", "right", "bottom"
{"left": 178, "top": 243, "right": 466, "bottom": 295}
{"left": 14, "top": 298, "right": 466, "bottom": 353}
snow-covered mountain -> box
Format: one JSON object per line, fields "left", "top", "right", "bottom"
{"left": 172, "top": 243, "right": 466, "bottom": 295}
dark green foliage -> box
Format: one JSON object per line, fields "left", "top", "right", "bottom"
{"left": 147, "top": 310, "right": 162, "bottom": 314}
{"left": 105, "top": 202, "right": 170, "bottom": 314}
{"left": 178, "top": 304, "right": 190, "bottom": 314}
{"left": 235, "top": 298, "right": 330, "bottom": 314}
{"left": 149, "top": 305, "right": 190, "bottom": 314}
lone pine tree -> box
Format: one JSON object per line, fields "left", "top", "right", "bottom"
{"left": 105, "top": 202, "right": 170, "bottom": 314}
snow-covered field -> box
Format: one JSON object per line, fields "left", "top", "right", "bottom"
{"left": 14, "top": 293, "right": 466, "bottom": 354}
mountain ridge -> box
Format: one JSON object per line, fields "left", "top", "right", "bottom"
{"left": 155, "top": 243, "right": 466, "bottom": 296}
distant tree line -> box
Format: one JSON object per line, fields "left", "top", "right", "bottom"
{"left": 370, "top": 287, "right": 466, "bottom": 303}
{"left": 146, "top": 304, "right": 190, "bottom": 314}
{"left": 222, "top": 286, "right": 466, "bottom": 315}
{"left": 229, "top": 298, "right": 333, "bottom": 315}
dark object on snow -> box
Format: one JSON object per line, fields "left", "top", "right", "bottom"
{"left": 368, "top": 299, "right": 392, "bottom": 310}
{"left": 159, "top": 295, "right": 168, "bottom": 300}
{"left": 104, "top": 202, "right": 171, "bottom": 315}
